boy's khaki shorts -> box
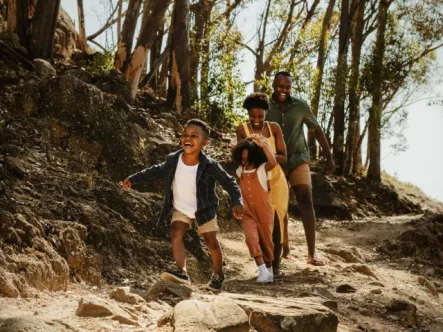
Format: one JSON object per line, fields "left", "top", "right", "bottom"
{"left": 171, "top": 210, "right": 219, "bottom": 235}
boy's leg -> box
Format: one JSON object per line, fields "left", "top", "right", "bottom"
{"left": 169, "top": 220, "right": 190, "bottom": 272}
{"left": 202, "top": 231, "right": 223, "bottom": 276}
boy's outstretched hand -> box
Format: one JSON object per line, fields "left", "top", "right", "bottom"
{"left": 232, "top": 205, "right": 244, "bottom": 220}
{"left": 121, "top": 178, "right": 132, "bottom": 190}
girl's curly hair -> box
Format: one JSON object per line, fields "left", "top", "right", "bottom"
{"left": 232, "top": 138, "right": 267, "bottom": 168}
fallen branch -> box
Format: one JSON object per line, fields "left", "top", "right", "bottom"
{"left": 138, "top": 47, "right": 170, "bottom": 89}
{"left": 0, "top": 40, "right": 35, "bottom": 71}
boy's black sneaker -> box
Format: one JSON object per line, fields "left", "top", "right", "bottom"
{"left": 161, "top": 269, "right": 191, "bottom": 285}
{"left": 206, "top": 273, "right": 224, "bottom": 292}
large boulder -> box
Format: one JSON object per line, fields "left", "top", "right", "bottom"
{"left": 54, "top": 7, "right": 78, "bottom": 59}
{"left": 172, "top": 298, "right": 250, "bottom": 332}
{"left": 0, "top": 316, "right": 77, "bottom": 332}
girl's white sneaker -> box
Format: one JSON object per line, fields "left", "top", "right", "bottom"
{"left": 257, "top": 265, "right": 273, "bottom": 283}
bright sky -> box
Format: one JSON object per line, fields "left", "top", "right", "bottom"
{"left": 61, "top": 1, "right": 443, "bottom": 202}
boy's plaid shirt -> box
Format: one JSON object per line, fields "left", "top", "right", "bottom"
{"left": 128, "top": 149, "right": 243, "bottom": 225}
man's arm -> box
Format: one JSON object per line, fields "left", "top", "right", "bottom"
{"left": 310, "top": 126, "right": 335, "bottom": 175}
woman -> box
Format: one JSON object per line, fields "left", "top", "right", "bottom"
{"left": 236, "top": 92, "right": 289, "bottom": 276}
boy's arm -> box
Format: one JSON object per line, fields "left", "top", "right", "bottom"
{"left": 213, "top": 162, "right": 243, "bottom": 207}
{"left": 127, "top": 160, "right": 169, "bottom": 185}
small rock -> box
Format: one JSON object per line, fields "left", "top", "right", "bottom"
{"left": 370, "top": 289, "right": 382, "bottom": 294}
{"left": 33, "top": 59, "right": 56, "bottom": 79}
{"left": 6, "top": 157, "right": 26, "bottom": 178}
{"left": 336, "top": 284, "right": 357, "bottom": 293}
{"left": 109, "top": 287, "right": 146, "bottom": 305}
{"left": 386, "top": 299, "right": 417, "bottom": 327}
{"left": 313, "top": 287, "right": 336, "bottom": 300}
{"left": 369, "top": 281, "right": 385, "bottom": 287}
{"left": 34, "top": 311, "right": 38, "bottom": 315}
{"left": 417, "top": 276, "right": 438, "bottom": 296}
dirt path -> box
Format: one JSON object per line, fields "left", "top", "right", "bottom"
{"left": 0, "top": 215, "right": 442, "bottom": 331}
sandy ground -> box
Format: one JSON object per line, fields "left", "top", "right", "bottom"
{"left": 0, "top": 215, "right": 442, "bottom": 331}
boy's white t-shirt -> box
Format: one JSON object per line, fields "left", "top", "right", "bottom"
{"left": 172, "top": 153, "right": 198, "bottom": 218}
{"left": 236, "top": 164, "right": 272, "bottom": 191}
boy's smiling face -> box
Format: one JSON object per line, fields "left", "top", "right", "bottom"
{"left": 181, "top": 125, "right": 208, "bottom": 155}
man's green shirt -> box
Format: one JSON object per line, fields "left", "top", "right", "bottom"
{"left": 266, "top": 96, "right": 319, "bottom": 170}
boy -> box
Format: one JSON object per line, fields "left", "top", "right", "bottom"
{"left": 122, "top": 119, "right": 244, "bottom": 291}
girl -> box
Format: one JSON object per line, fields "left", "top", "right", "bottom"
{"left": 236, "top": 93, "right": 289, "bottom": 277}
{"left": 232, "top": 135, "right": 277, "bottom": 283}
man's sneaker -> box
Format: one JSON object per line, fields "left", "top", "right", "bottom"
{"left": 161, "top": 269, "right": 191, "bottom": 285}
{"left": 206, "top": 273, "right": 224, "bottom": 292}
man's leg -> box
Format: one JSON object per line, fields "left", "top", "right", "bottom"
{"left": 202, "top": 231, "right": 223, "bottom": 276}
{"left": 287, "top": 164, "right": 324, "bottom": 265}
{"left": 169, "top": 220, "right": 189, "bottom": 272}
{"left": 292, "top": 184, "right": 316, "bottom": 257}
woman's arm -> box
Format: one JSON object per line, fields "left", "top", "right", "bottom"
{"left": 271, "top": 122, "right": 287, "bottom": 163}
{"left": 251, "top": 134, "right": 277, "bottom": 172}
{"left": 236, "top": 125, "right": 246, "bottom": 143}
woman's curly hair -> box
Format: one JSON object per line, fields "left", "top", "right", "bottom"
{"left": 232, "top": 138, "right": 267, "bottom": 168}
{"left": 242, "top": 92, "right": 271, "bottom": 111}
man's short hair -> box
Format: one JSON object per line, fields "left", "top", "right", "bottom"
{"left": 242, "top": 92, "right": 270, "bottom": 111}
{"left": 185, "top": 118, "right": 210, "bottom": 137}
{"left": 274, "top": 71, "right": 292, "bottom": 80}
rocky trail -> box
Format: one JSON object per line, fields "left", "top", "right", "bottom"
{"left": 1, "top": 213, "right": 442, "bottom": 331}
{"left": 1, "top": 32, "right": 443, "bottom": 331}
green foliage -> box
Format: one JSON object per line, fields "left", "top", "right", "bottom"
{"left": 86, "top": 51, "right": 115, "bottom": 74}
{"left": 197, "top": 12, "right": 247, "bottom": 130}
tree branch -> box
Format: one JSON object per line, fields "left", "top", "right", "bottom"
{"left": 87, "top": 10, "right": 127, "bottom": 41}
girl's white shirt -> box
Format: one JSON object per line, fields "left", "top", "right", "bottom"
{"left": 236, "top": 164, "right": 272, "bottom": 191}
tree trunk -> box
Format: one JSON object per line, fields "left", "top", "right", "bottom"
{"left": 309, "top": 0, "right": 336, "bottom": 160}
{"left": 332, "top": 0, "right": 351, "bottom": 176}
{"left": 124, "top": 0, "right": 172, "bottom": 102}
{"left": 77, "top": 0, "right": 87, "bottom": 52}
{"left": 167, "top": 0, "right": 191, "bottom": 113}
{"left": 29, "top": 0, "right": 61, "bottom": 60}
{"left": 149, "top": 22, "right": 165, "bottom": 91}
{"left": 253, "top": 0, "right": 271, "bottom": 92}
{"left": 115, "top": 0, "right": 143, "bottom": 71}
{"left": 117, "top": 0, "right": 122, "bottom": 39}
{"left": 7, "top": 0, "right": 17, "bottom": 32}
{"left": 368, "top": 0, "right": 391, "bottom": 182}
{"left": 16, "top": 0, "right": 29, "bottom": 47}
{"left": 344, "top": 0, "right": 366, "bottom": 175}
{"left": 189, "top": 0, "right": 214, "bottom": 102}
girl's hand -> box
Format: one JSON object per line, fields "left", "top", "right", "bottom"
{"left": 251, "top": 134, "right": 264, "bottom": 147}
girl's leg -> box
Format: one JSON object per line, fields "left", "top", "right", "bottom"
{"left": 169, "top": 220, "right": 189, "bottom": 272}
{"left": 202, "top": 231, "right": 223, "bottom": 276}
{"left": 254, "top": 255, "right": 264, "bottom": 266}
{"left": 258, "top": 221, "right": 274, "bottom": 268}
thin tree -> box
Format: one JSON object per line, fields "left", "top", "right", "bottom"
{"left": 124, "top": 0, "right": 172, "bottom": 101}
{"left": 167, "top": 0, "right": 191, "bottom": 113}
{"left": 332, "top": 0, "right": 352, "bottom": 176}
{"left": 309, "top": 0, "right": 337, "bottom": 159}
{"left": 77, "top": 0, "right": 87, "bottom": 52}
{"left": 367, "top": 0, "right": 393, "bottom": 181}
{"left": 115, "top": 0, "right": 143, "bottom": 71}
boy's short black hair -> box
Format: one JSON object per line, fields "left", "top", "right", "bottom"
{"left": 242, "top": 92, "right": 270, "bottom": 111}
{"left": 185, "top": 118, "right": 210, "bottom": 137}
{"left": 274, "top": 71, "right": 292, "bottom": 80}
{"left": 232, "top": 138, "right": 267, "bottom": 168}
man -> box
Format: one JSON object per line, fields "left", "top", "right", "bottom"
{"left": 266, "top": 71, "right": 335, "bottom": 266}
